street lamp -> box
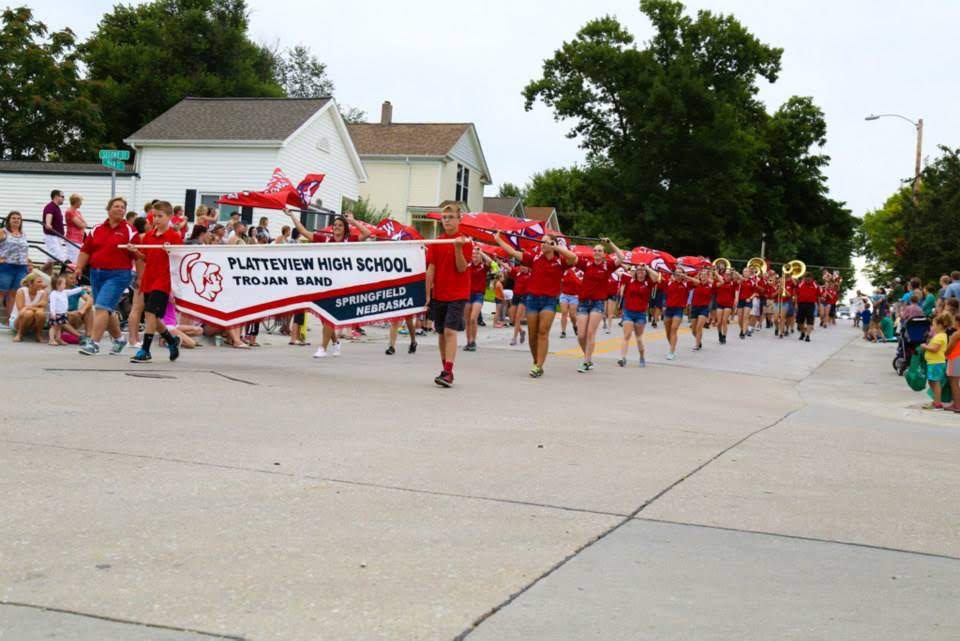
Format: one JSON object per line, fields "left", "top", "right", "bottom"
{"left": 865, "top": 113, "right": 923, "bottom": 202}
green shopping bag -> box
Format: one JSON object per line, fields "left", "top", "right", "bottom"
{"left": 905, "top": 353, "right": 926, "bottom": 392}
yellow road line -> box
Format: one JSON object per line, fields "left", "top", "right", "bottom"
{"left": 553, "top": 327, "right": 692, "bottom": 358}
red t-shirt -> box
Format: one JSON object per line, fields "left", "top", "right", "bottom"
{"left": 146, "top": 212, "right": 189, "bottom": 240}
{"left": 796, "top": 280, "right": 820, "bottom": 303}
{"left": 715, "top": 281, "right": 737, "bottom": 308}
{"left": 576, "top": 256, "right": 616, "bottom": 300}
{"left": 469, "top": 262, "right": 488, "bottom": 295}
{"left": 825, "top": 287, "right": 839, "bottom": 304}
{"left": 623, "top": 278, "right": 653, "bottom": 312}
{"left": 522, "top": 249, "right": 567, "bottom": 297}
{"left": 664, "top": 277, "right": 692, "bottom": 308}
{"left": 81, "top": 220, "right": 135, "bottom": 271}
{"left": 561, "top": 269, "right": 582, "bottom": 295}
{"left": 739, "top": 277, "right": 757, "bottom": 300}
{"left": 513, "top": 269, "right": 531, "bottom": 296}
{"left": 312, "top": 231, "right": 355, "bottom": 243}
{"left": 426, "top": 233, "right": 473, "bottom": 302}
{"left": 136, "top": 227, "right": 182, "bottom": 294}
{"left": 607, "top": 271, "right": 622, "bottom": 298}
{"left": 691, "top": 283, "right": 715, "bottom": 307}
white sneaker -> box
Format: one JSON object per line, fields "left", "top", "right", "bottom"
{"left": 666, "top": 352, "right": 676, "bottom": 361}
{"left": 332, "top": 342, "right": 341, "bottom": 357}
{"left": 313, "top": 347, "right": 328, "bottom": 358}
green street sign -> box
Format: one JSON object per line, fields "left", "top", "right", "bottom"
{"left": 98, "top": 149, "right": 130, "bottom": 161}
{"left": 102, "top": 158, "right": 125, "bottom": 171}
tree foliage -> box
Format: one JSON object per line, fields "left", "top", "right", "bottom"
{"left": 860, "top": 147, "right": 960, "bottom": 284}
{"left": 497, "top": 182, "right": 525, "bottom": 198}
{"left": 0, "top": 7, "right": 104, "bottom": 160}
{"left": 523, "top": 0, "right": 854, "bottom": 274}
{"left": 82, "top": 0, "right": 283, "bottom": 148}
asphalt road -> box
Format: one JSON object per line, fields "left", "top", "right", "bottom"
{"left": 0, "top": 314, "right": 956, "bottom": 640}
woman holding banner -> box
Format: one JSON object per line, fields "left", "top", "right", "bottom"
{"left": 574, "top": 239, "right": 625, "bottom": 373}
{"left": 285, "top": 210, "right": 372, "bottom": 358}
{"left": 493, "top": 231, "right": 577, "bottom": 378}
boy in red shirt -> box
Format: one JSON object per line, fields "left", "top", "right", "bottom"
{"left": 130, "top": 201, "right": 182, "bottom": 363}
{"left": 795, "top": 273, "right": 820, "bottom": 342}
{"left": 425, "top": 204, "right": 472, "bottom": 387}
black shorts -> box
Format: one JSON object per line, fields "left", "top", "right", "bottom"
{"left": 797, "top": 302, "right": 816, "bottom": 326}
{"left": 293, "top": 311, "right": 305, "bottom": 325}
{"left": 829, "top": 304, "right": 837, "bottom": 318}
{"left": 143, "top": 290, "right": 169, "bottom": 317}
{"left": 430, "top": 299, "right": 466, "bottom": 332}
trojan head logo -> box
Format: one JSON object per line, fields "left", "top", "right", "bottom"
{"left": 650, "top": 257, "right": 669, "bottom": 274}
{"left": 179, "top": 253, "right": 223, "bottom": 302}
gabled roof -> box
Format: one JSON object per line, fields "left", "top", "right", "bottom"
{"left": 483, "top": 196, "right": 524, "bottom": 217}
{"left": 0, "top": 160, "right": 137, "bottom": 177}
{"left": 346, "top": 123, "right": 470, "bottom": 157}
{"left": 126, "top": 97, "right": 331, "bottom": 143}
{"left": 524, "top": 206, "right": 560, "bottom": 231}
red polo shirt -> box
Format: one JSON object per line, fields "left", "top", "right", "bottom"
{"left": 576, "top": 256, "right": 616, "bottom": 300}
{"left": 796, "top": 280, "right": 820, "bottom": 303}
{"left": 136, "top": 227, "right": 182, "bottom": 294}
{"left": 469, "top": 261, "right": 488, "bottom": 295}
{"left": 664, "top": 277, "right": 691, "bottom": 308}
{"left": 623, "top": 278, "right": 653, "bottom": 312}
{"left": 522, "top": 249, "right": 566, "bottom": 297}
{"left": 81, "top": 220, "right": 135, "bottom": 270}
{"left": 715, "top": 281, "right": 736, "bottom": 308}
{"left": 561, "top": 268, "right": 582, "bottom": 295}
{"left": 691, "top": 283, "right": 715, "bottom": 307}
{"left": 426, "top": 233, "right": 473, "bottom": 302}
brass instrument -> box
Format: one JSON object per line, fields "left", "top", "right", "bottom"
{"left": 746, "top": 256, "right": 767, "bottom": 277}
{"left": 781, "top": 260, "right": 806, "bottom": 279}
{"left": 712, "top": 257, "right": 731, "bottom": 271}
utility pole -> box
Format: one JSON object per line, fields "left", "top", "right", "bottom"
{"left": 913, "top": 118, "right": 923, "bottom": 202}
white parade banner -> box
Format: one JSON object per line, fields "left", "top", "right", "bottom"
{"left": 165, "top": 242, "right": 429, "bottom": 328}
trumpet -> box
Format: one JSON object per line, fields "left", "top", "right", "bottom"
{"left": 746, "top": 256, "right": 767, "bottom": 277}
{"left": 712, "top": 257, "right": 731, "bottom": 271}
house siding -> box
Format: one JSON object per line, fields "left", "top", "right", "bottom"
{"left": 358, "top": 159, "right": 442, "bottom": 223}
{"left": 449, "top": 129, "right": 481, "bottom": 174}
{"left": 277, "top": 106, "right": 360, "bottom": 215}
{"left": 0, "top": 173, "right": 136, "bottom": 261}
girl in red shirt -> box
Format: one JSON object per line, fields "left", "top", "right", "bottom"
{"left": 617, "top": 264, "right": 660, "bottom": 367}
{"left": 494, "top": 231, "right": 577, "bottom": 377}
{"left": 736, "top": 266, "right": 760, "bottom": 340}
{"left": 559, "top": 267, "right": 582, "bottom": 339}
{"left": 713, "top": 268, "right": 742, "bottom": 345}
{"left": 662, "top": 269, "right": 698, "bottom": 361}
{"left": 574, "top": 239, "right": 625, "bottom": 373}
{"left": 689, "top": 270, "right": 718, "bottom": 351}
{"left": 463, "top": 247, "right": 496, "bottom": 352}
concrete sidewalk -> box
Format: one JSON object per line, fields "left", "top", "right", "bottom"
{"left": 0, "top": 320, "right": 956, "bottom": 640}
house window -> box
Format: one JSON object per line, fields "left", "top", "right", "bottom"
{"left": 200, "top": 193, "right": 240, "bottom": 221}
{"left": 455, "top": 164, "right": 469, "bottom": 205}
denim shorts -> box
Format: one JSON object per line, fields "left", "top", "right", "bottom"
{"left": 90, "top": 268, "right": 132, "bottom": 312}
{"left": 690, "top": 305, "right": 710, "bottom": 318}
{"left": 559, "top": 293, "right": 579, "bottom": 306}
{"left": 664, "top": 306, "right": 685, "bottom": 319}
{"left": 525, "top": 294, "right": 558, "bottom": 314}
{"left": 737, "top": 299, "right": 751, "bottom": 309}
{"left": 577, "top": 298, "right": 604, "bottom": 315}
{"left": 651, "top": 292, "right": 665, "bottom": 308}
{"left": 0, "top": 263, "right": 29, "bottom": 291}
{"left": 469, "top": 292, "right": 485, "bottom": 305}
{"left": 623, "top": 309, "right": 647, "bottom": 325}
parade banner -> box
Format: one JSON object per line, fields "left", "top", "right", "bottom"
{"left": 167, "top": 242, "right": 427, "bottom": 328}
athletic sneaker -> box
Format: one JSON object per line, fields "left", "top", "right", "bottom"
{"left": 739, "top": 332, "right": 745, "bottom": 339}
{"left": 434, "top": 370, "right": 453, "bottom": 387}
{"left": 577, "top": 362, "right": 590, "bottom": 373}
{"left": 617, "top": 358, "right": 626, "bottom": 367}
{"left": 693, "top": 344, "right": 702, "bottom": 351}
{"left": 130, "top": 349, "right": 151, "bottom": 364}
{"left": 805, "top": 335, "right": 811, "bottom": 342}
{"left": 529, "top": 365, "right": 543, "bottom": 378}
{"left": 520, "top": 329, "right": 526, "bottom": 344}
{"left": 560, "top": 331, "right": 566, "bottom": 338}
{"left": 638, "top": 356, "right": 646, "bottom": 368}
{"left": 509, "top": 338, "right": 518, "bottom": 346}
{"left": 585, "top": 361, "right": 594, "bottom": 371}
{"left": 109, "top": 337, "right": 127, "bottom": 355}
{"left": 408, "top": 341, "right": 418, "bottom": 354}
{"left": 78, "top": 341, "right": 100, "bottom": 356}
{"left": 167, "top": 336, "right": 181, "bottom": 362}
{"left": 313, "top": 347, "right": 328, "bottom": 358}
{"left": 666, "top": 352, "right": 676, "bottom": 361}
{"left": 463, "top": 342, "right": 476, "bottom": 352}
{"left": 332, "top": 342, "right": 342, "bottom": 357}
{"left": 798, "top": 333, "right": 805, "bottom": 341}
{"left": 385, "top": 345, "right": 396, "bottom": 355}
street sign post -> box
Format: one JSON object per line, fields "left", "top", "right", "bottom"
{"left": 98, "top": 150, "right": 129, "bottom": 198}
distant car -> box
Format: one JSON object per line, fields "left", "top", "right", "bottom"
{"left": 837, "top": 305, "right": 851, "bottom": 319}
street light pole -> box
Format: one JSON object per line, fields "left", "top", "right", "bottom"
{"left": 865, "top": 113, "right": 923, "bottom": 203}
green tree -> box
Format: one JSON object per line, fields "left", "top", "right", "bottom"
{"left": 857, "top": 189, "right": 909, "bottom": 285}
{"left": 271, "top": 43, "right": 365, "bottom": 122}
{"left": 0, "top": 7, "right": 103, "bottom": 160}
{"left": 497, "top": 182, "right": 525, "bottom": 198}
{"left": 343, "top": 196, "right": 391, "bottom": 223}
{"left": 82, "top": 0, "right": 282, "bottom": 147}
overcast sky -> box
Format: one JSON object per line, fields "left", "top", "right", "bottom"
{"left": 24, "top": 0, "right": 960, "bottom": 286}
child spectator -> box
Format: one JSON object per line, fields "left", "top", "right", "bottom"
{"left": 129, "top": 201, "right": 182, "bottom": 363}
{"left": 864, "top": 320, "right": 883, "bottom": 342}
{"left": 945, "top": 314, "right": 960, "bottom": 413}
{"left": 920, "top": 312, "right": 952, "bottom": 410}
{"left": 47, "top": 274, "right": 86, "bottom": 346}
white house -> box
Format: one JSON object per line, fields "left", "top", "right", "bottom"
{"left": 125, "top": 97, "right": 367, "bottom": 230}
{"left": 346, "top": 101, "right": 492, "bottom": 237}
{"left": 0, "top": 162, "right": 138, "bottom": 260}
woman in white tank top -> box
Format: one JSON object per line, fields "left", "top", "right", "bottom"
{"left": 11, "top": 273, "right": 48, "bottom": 342}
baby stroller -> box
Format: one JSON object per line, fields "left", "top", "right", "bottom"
{"left": 893, "top": 316, "right": 931, "bottom": 376}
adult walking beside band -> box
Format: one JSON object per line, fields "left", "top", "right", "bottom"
{"left": 75, "top": 197, "right": 136, "bottom": 356}
{"left": 494, "top": 231, "right": 577, "bottom": 377}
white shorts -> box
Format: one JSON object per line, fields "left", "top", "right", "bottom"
{"left": 64, "top": 242, "right": 80, "bottom": 264}
{"left": 504, "top": 289, "right": 514, "bottom": 302}
{"left": 751, "top": 298, "right": 761, "bottom": 316}
{"left": 43, "top": 235, "right": 66, "bottom": 261}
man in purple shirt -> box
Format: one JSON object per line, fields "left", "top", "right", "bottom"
{"left": 43, "top": 189, "right": 66, "bottom": 266}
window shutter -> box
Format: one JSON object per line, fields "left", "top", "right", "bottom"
{"left": 184, "top": 189, "right": 197, "bottom": 221}
{"left": 241, "top": 206, "right": 253, "bottom": 225}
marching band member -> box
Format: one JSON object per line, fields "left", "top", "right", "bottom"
{"left": 737, "top": 267, "right": 759, "bottom": 340}
{"left": 559, "top": 266, "right": 582, "bottom": 338}
{"left": 663, "top": 268, "right": 698, "bottom": 361}
{"left": 494, "top": 231, "right": 577, "bottom": 377}
{"left": 689, "top": 269, "right": 717, "bottom": 351}
{"left": 575, "top": 239, "right": 625, "bottom": 373}
{"left": 618, "top": 264, "right": 660, "bottom": 367}
{"left": 795, "top": 271, "right": 820, "bottom": 342}
{"left": 714, "top": 267, "right": 741, "bottom": 345}
{"left": 464, "top": 247, "right": 495, "bottom": 352}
